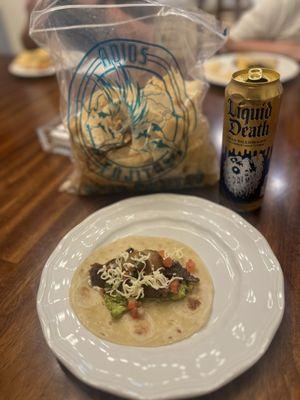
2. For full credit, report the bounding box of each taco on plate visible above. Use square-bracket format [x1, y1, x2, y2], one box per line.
[70, 236, 214, 347]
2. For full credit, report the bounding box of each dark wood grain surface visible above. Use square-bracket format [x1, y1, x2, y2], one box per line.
[0, 56, 299, 400]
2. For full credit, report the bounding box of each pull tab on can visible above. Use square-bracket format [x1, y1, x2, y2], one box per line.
[248, 68, 265, 82]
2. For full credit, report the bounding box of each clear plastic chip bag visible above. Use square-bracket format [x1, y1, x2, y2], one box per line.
[30, 1, 227, 194]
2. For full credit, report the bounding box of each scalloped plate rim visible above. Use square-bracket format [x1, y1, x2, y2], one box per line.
[37, 194, 284, 400]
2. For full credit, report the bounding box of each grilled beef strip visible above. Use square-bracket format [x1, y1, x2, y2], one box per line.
[162, 260, 199, 284]
[90, 263, 106, 288]
[143, 286, 170, 298]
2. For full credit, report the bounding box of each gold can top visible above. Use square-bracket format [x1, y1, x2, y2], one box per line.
[232, 68, 281, 85]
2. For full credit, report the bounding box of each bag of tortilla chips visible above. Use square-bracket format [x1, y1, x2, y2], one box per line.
[30, 1, 227, 194]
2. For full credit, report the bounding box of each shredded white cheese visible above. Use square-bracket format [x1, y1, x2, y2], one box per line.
[92, 286, 102, 292]
[95, 250, 182, 300]
[163, 248, 184, 260]
[97, 266, 105, 275]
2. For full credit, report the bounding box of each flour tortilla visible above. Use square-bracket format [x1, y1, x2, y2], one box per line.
[70, 236, 214, 347]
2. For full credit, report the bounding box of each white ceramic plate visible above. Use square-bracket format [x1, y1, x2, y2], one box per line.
[37, 194, 284, 400]
[204, 52, 299, 86]
[8, 62, 55, 78]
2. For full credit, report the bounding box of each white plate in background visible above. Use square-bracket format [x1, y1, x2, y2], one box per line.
[204, 52, 299, 86]
[37, 194, 284, 400]
[8, 62, 55, 78]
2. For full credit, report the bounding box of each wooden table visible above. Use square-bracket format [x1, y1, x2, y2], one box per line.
[0, 56, 299, 400]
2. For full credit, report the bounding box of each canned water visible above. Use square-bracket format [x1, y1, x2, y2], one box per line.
[220, 68, 283, 211]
